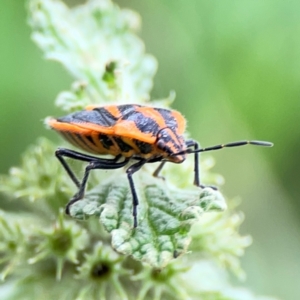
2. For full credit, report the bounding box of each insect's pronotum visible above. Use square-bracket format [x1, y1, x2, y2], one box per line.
[48, 104, 273, 227]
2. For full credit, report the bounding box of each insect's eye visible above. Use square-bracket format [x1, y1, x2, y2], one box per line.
[156, 140, 166, 151]
[156, 128, 169, 139]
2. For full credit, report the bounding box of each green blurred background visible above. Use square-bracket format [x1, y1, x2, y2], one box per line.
[1, 0, 299, 299]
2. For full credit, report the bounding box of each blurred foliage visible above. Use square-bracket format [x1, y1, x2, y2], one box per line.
[115, 0, 300, 202]
[0, 0, 299, 299]
[0, 1, 278, 299]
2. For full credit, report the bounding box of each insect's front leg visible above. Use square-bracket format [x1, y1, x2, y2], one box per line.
[185, 140, 217, 190]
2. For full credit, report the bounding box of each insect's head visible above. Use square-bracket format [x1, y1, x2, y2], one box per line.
[155, 128, 186, 163]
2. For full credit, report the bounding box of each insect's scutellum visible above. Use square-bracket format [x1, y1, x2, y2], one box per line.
[48, 104, 273, 228]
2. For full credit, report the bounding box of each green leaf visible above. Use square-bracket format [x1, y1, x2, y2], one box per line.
[69, 172, 226, 269]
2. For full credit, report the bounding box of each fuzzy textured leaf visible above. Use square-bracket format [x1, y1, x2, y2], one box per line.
[70, 172, 226, 268]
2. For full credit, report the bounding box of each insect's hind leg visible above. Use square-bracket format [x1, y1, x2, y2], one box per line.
[56, 148, 103, 188]
[185, 140, 217, 190]
[55, 148, 128, 214]
[56, 148, 122, 187]
[126, 159, 147, 228]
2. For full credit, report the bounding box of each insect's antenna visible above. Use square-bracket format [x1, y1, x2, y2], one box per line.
[176, 140, 273, 156]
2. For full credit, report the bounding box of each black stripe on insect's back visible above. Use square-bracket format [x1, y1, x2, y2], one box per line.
[123, 111, 161, 136]
[136, 114, 161, 135]
[118, 104, 141, 117]
[92, 107, 119, 126]
[117, 105, 161, 135]
[155, 108, 178, 131]
[57, 110, 115, 127]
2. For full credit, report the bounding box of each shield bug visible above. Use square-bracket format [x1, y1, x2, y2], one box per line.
[48, 104, 273, 227]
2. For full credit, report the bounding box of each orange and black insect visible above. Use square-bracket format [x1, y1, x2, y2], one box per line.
[48, 104, 273, 227]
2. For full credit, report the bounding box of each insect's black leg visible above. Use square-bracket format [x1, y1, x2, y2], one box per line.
[65, 157, 129, 214]
[185, 140, 200, 186]
[55, 148, 122, 188]
[126, 159, 147, 228]
[153, 161, 166, 180]
[185, 140, 217, 190]
[56, 148, 101, 188]
[55, 148, 129, 213]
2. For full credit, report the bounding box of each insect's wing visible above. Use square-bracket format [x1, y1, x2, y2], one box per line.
[56, 108, 120, 134]
[113, 106, 187, 144]
[49, 105, 186, 145]
[114, 108, 163, 144]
